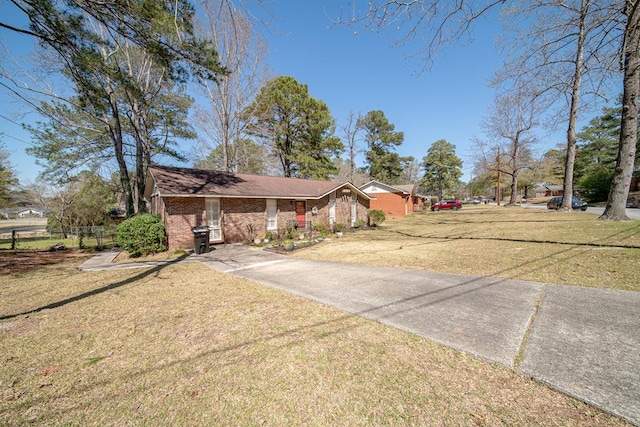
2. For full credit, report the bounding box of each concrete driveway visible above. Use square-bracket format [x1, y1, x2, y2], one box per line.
[193, 244, 640, 426]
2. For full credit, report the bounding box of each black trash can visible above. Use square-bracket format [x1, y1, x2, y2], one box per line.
[191, 226, 210, 254]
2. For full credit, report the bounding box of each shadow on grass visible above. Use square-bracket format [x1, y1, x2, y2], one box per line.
[11, 245, 587, 414]
[388, 220, 640, 249]
[8, 244, 637, 426]
[0, 254, 189, 321]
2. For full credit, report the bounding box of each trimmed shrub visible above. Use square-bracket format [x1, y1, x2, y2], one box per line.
[353, 219, 366, 228]
[311, 220, 332, 237]
[116, 214, 167, 257]
[334, 223, 348, 233]
[368, 210, 386, 227]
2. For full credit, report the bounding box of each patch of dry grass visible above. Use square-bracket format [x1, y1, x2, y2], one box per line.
[296, 206, 640, 291]
[0, 258, 628, 426]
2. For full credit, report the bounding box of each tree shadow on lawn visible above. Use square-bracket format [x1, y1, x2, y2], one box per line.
[351, 226, 639, 291]
[390, 221, 640, 249]
[0, 254, 189, 321]
[9, 243, 611, 412]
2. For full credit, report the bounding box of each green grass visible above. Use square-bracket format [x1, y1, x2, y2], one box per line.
[0, 259, 628, 426]
[294, 205, 640, 291]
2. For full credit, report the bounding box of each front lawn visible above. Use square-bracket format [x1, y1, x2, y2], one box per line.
[0, 256, 628, 426]
[294, 205, 640, 291]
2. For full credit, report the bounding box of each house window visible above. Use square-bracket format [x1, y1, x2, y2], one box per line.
[266, 199, 277, 231]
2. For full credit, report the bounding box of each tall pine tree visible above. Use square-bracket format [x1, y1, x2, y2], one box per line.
[359, 110, 405, 184]
[243, 76, 343, 180]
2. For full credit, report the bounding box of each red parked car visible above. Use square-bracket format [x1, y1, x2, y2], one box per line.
[431, 200, 462, 211]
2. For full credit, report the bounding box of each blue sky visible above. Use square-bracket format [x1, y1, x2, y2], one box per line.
[258, 1, 504, 169]
[0, 0, 584, 185]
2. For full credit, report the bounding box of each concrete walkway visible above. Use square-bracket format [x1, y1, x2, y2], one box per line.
[79, 250, 188, 271]
[81, 244, 640, 426]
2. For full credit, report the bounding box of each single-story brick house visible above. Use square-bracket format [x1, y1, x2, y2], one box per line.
[144, 165, 371, 249]
[359, 180, 425, 218]
[534, 184, 564, 198]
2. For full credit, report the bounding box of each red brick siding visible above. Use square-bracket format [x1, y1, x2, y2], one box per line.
[309, 192, 369, 226]
[309, 198, 329, 225]
[412, 196, 424, 212]
[369, 192, 409, 218]
[335, 193, 352, 225]
[155, 192, 370, 250]
[277, 199, 297, 229]
[164, 197, 206, 250]
[222, 198, 266, 243]
[356, 195, 370, 224]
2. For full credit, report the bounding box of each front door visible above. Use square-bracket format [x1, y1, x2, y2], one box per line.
[206, 198, 222, 242]
[295, 201, 306, 228]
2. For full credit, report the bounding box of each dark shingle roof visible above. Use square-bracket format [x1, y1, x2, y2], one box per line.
[147, 165, 368, 200]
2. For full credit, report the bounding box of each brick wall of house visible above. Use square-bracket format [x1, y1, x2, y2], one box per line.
[369, 192, 408, 218]
[222, 198, 266, 243]
[164, 197, 206, 250]
[309, 198, 329, 226]
[158, 192, 371, 250]
[356, 195, 370, 224]
[277, 200, 297, 229]
[335, 192, 352, 225]
[412, 196, 424, 213]
[309, 192, 370, 227]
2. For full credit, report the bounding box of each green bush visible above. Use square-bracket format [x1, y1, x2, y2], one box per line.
[368, 210, 386, 227]
[311, 220, 332, 237]
[116, 214, 167, 257]
[334, 223, 348, 233]
[353, 219, 366, 228]
[579, 169, 614, 202]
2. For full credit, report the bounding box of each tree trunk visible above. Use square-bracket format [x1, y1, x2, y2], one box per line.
[130, 97, 147, 214]
[509, 138, 519, 205]
[600, 1, 639, 221]
[561, 0, 587, 212]
[509, 172, 518, 205]
[106, 93, 134, 217]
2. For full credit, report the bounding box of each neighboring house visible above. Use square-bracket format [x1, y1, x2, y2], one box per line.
[359, 181, 424, 219]
[17, 207, 46, 218]
[145, 165, 371, 250]
[534, 184, 564, 198]
[1, 207, 46, 219]
[534, 184, 586, 198]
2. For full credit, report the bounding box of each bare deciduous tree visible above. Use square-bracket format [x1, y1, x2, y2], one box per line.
[339, 109, 364, 182]
[476, 85, 541, 204]
[334, 1, 506, 70]
[195, 0, 270, 172]
[601, 0, 640, 220]
[338, 0, 636, 219]
[495, 0, 620, 211]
